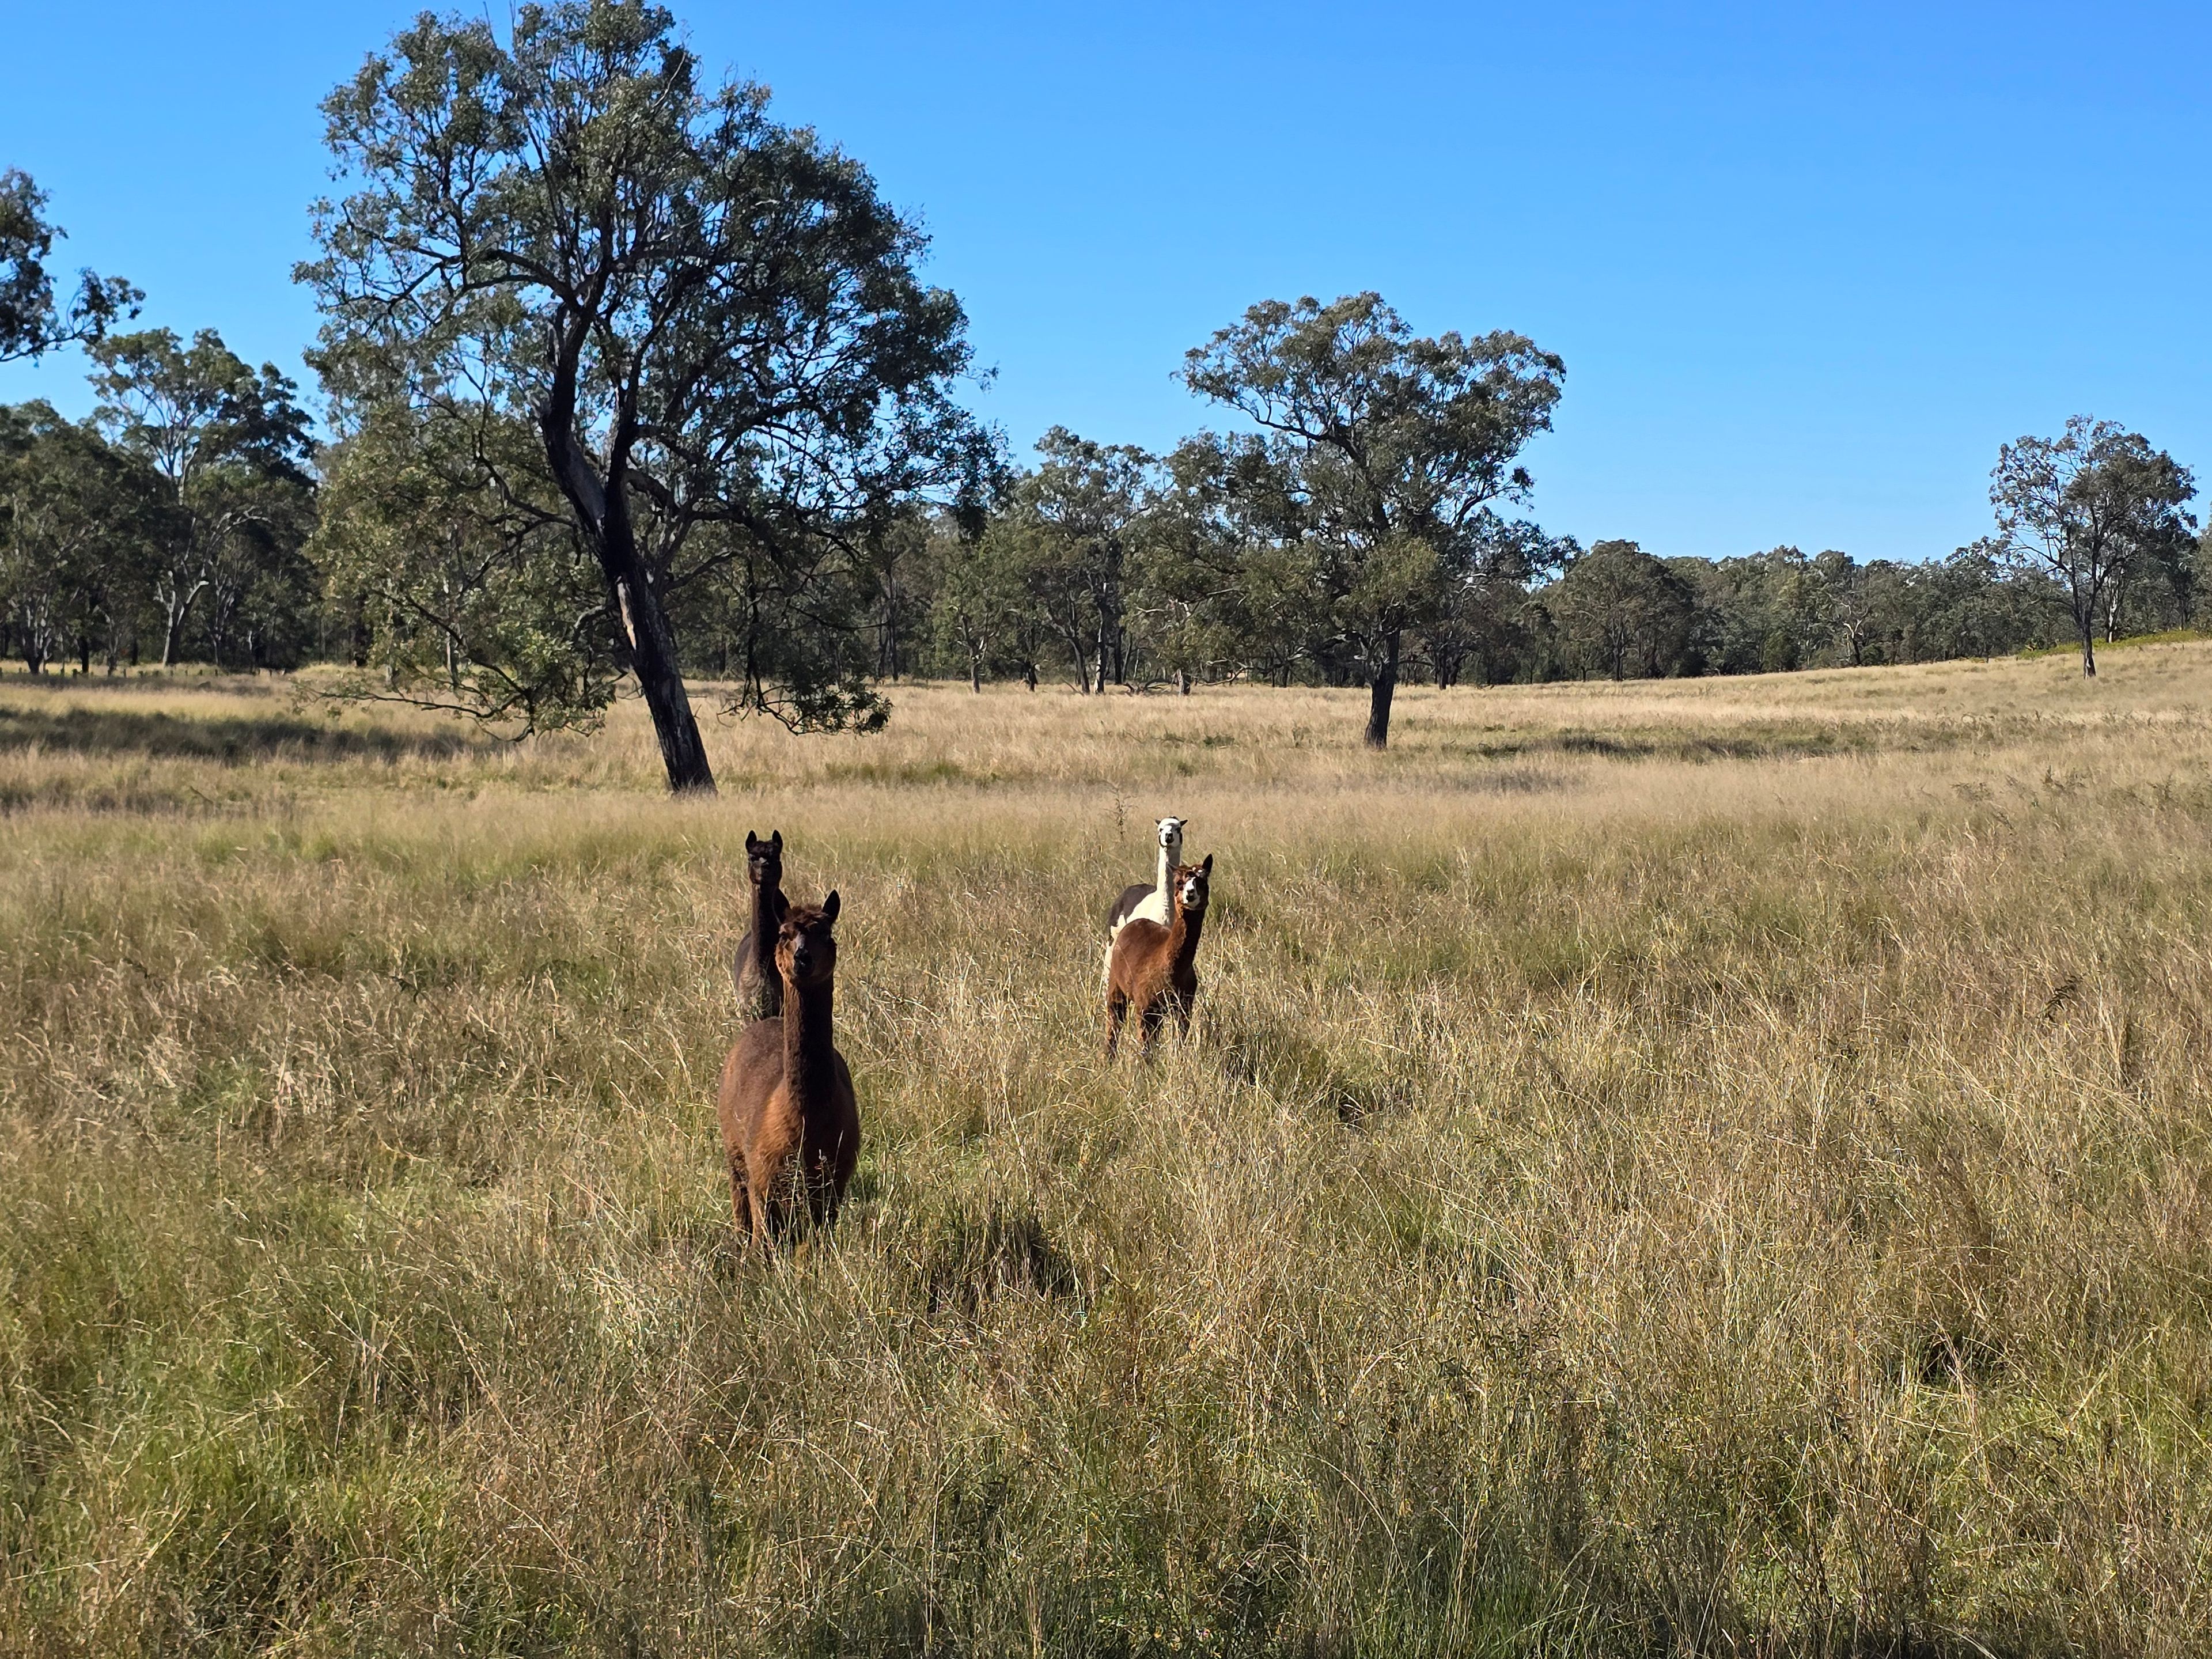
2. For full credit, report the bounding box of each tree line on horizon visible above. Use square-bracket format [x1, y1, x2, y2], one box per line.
[1, 2, 2201, 791]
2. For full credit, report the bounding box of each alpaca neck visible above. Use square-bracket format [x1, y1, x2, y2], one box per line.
[748, 875, 781, 968]
[1154, 843, 1179, 896]
[1166, 903, 1206, 969]
[781, 975, 836, 1105]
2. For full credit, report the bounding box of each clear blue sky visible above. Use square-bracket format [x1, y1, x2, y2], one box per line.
[2, 1, 2206, 562]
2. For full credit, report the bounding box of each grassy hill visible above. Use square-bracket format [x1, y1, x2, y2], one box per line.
[3, 652, 2209, 1654]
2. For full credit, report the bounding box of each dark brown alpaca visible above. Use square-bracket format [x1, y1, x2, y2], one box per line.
[716, 894, 859, 1244]
[730, 830, 788, 1021]
[1105, 855, 1212, 1058]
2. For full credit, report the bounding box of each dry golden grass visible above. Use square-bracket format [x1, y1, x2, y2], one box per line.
[2, 650, 2210, 1655]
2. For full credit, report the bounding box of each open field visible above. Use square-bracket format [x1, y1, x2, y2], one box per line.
[3, 651, 2211, 1656]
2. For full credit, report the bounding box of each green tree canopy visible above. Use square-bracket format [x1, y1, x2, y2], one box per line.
[1546, 539, 1695, 680]
[1180, 292, 1563, 745]
[929, 512, 1056, 693]
[300, 0, 995, 790]
[1990, 415, 2198, 677]
[0, 403, 165, 673]
[0, 170, 139, 364]
[315, 402, 609, 721]
[89, 328, 316, 667]
[987, 429, 1160, 694]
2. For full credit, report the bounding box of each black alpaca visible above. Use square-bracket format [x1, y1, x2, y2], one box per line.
[731, 830, 789, 1021]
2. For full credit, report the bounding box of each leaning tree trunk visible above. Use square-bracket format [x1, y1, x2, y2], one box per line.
[543, 416, 715, 794]
[608, 554, 714, 793]
[1363, 630, 1401, 749]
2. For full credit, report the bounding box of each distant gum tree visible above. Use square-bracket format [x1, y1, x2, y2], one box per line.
[300, 0, 994, 793]
[1180, 292, 1562, 747]
[0, 169, 139, 364]
[1422, 517, 1573, 688]
[89, 328, 316, 668]
[1546, 538, 1694, 680]
[0, 404, 140, 673]
[991, 429, 1159, 694]
[1990, 416, 2197, 677]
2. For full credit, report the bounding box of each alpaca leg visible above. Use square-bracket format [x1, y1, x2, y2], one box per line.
[831, 1126, 859, 1216]
[761, 1150, 812, 1248]
[1139, 1003, 1165, 1059]
[1105, 988, 1127, 1058]
[728, 1153, 751, 1233]
[747, 1187, 773, 1251]
[805, 1150, 842, 1231]
[745, 1148, 780, 1249]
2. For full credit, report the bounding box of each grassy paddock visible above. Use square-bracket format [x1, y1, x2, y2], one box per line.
[2, 653, 2210, 1655]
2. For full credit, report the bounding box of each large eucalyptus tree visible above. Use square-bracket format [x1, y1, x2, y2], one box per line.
[301, 0, 993, 791]
[1181, 293, 1563, 747]
[1989, 417, 2197, 677]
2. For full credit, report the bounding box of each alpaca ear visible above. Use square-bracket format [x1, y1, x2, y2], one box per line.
[745, 830, 759, 851]
[1201, 853, 1213, 873]
[823, 889, 840, 923]
[771, 830, 783, 852]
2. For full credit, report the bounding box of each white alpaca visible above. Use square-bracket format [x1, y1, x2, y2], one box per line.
[1102, 816, 1186, 981]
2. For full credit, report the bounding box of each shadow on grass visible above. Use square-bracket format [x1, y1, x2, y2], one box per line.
[910, 1195, 1091, 1318]
[1452, 721, 1976, 764]
[1214, 1013, 1395, 1123]
[0, 702, 498, 766]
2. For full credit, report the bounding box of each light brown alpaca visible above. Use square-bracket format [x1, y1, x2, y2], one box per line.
[1105, 855, 1211, 1058]
[715, 895, 859, 1244]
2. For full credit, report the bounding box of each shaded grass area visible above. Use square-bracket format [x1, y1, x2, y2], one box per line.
[2016, 627, 2207, 660]
[0, 677, 518, 817]
[1455, 721, 1939, 763]
[5, 662, 2212, 1654]
[0, 699, 495, 766]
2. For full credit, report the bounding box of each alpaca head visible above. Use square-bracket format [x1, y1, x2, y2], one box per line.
[775, 891, 840, 990]
[1172, 855, 1212, 918]
[1156, 816, 1187, 858]
[744, 829, 784, 889]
